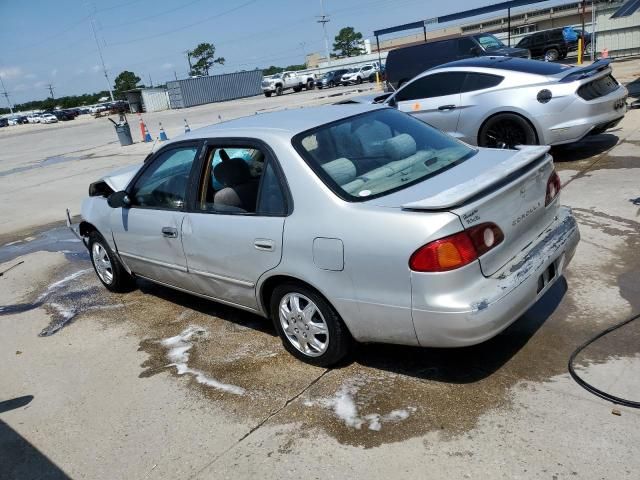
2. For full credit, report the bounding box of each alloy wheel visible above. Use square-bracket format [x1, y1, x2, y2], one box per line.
[484, 120, 527, 149]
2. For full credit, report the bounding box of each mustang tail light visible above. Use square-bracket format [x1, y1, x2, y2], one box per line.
[545, 170, 561, 206]
[409, 223, 504, 272]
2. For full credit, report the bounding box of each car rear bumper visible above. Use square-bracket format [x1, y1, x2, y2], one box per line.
[541, 86, 628, 145]
[410, 205, 579, 347]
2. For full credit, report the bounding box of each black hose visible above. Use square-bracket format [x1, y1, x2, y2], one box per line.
[568, 311, 640, 408]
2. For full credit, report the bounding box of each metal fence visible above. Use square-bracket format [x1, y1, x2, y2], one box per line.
[166, 70, 263, 109]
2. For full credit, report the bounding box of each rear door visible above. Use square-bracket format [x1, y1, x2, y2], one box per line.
[181, 140, 289, 310]
[110, 141, 202, 287]
[393, 71, 466, 137]
[456, 72, 505, 143]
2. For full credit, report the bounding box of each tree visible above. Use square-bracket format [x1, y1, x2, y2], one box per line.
[114, 71, 141, 96]
[189, 42, 225, 76]
[332, 27, 365, 58]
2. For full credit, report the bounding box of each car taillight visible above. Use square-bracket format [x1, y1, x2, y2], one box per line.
[409, 223, 504, 272]
[545, 170, 561, 206]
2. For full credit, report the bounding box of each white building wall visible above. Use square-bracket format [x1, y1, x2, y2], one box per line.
[141, 89, 170, 112]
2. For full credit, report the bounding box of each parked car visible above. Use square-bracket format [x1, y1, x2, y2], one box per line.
[70, 104, 579, 366]
[515, 27, 591, 61]
[27, 113, 42, 123]
[385, 33, 530, 89]
[261, 71, 315, 97]
[341, 64, 377, 85]
[40, 113, 59, 124]
[348, 57, 627, 148]
[0, 118, 8, 128]
[16, 115, 29, 124]
[7, 117, 18, 126]
[315, 69, 349, 89]
[51, 110, 75, 121]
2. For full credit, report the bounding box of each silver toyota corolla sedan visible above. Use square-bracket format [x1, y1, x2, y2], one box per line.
[69, 104, 579, 366]
[350, 57, 627, 149]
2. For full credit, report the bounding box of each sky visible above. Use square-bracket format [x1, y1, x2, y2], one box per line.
[0, 0, 569, 104]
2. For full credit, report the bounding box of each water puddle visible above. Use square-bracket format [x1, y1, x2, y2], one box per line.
[0, 225, 88, 264]
[0, 154, 83, 177]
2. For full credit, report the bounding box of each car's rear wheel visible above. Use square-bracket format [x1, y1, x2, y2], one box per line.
[89, 231, 135, 293]
[292, 86, 302, 93]
[264, 92, 272, 97]
[478, 113, 537, 149]
[306, 80, 314, 90]
[544, 48, 559, 62]
[271, 283, 351, 367]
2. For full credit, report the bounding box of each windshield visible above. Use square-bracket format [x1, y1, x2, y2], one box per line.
[475, 34, 505, 50]
[293, 108, 476, 201]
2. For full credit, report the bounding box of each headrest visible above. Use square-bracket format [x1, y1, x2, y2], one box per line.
[321, 158, 357, 186]
[213, 158, 251, 187]
[384, 134, 417, 161]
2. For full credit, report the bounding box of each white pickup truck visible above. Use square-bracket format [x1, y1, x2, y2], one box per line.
[261, 71, 316, 97]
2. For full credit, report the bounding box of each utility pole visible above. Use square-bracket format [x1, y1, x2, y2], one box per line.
[174, 70, 178, 81]
[0, 75, 13, 115]
[148, 74, 153, 88]
[90, 16, 115, 101]
[300, 42, 307, 66]
[47, 84, 55, 101]
[317, 0, 331, 66]
[185, 50, 193, 76]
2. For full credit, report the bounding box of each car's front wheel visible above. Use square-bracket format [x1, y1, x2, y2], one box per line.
[264, 92, 272, 97]
[89, 231, 135, 293]
[271, 283, 351, 367]
[275, 85, 283, 96]
[478, 113, 537, 149]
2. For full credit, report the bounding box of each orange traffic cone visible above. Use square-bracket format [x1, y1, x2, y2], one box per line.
[138, 115, 145, 142]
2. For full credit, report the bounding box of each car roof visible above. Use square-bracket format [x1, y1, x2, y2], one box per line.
[181, 104, 383, 139]
[433, 56, 574, 76]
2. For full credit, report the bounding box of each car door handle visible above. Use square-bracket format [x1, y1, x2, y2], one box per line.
[161, 227, 178, 238]
[254, 239, 275, 251]
[438, 104, 457, 111]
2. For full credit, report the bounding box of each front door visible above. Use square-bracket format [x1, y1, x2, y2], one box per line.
[111, 142, 201, 288]
[182, 143, 289, 310]
[393, 71, 466, 137]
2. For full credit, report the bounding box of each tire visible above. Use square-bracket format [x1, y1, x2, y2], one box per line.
[478, 113, 538, 149]
[544, 48, 559, 62]
[306, 80, 314, 90]
[356, 76, 363, 85]
[270, 283, 352, 367]
[88, 231, 135, 293]
[329, 81, 335, 88]
[264, 92, 272, 98]
[292, 86, 302, 93]
[275, 85, 283, 96]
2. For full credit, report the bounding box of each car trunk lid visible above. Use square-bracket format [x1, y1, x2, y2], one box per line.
[398, 146, 557, 276]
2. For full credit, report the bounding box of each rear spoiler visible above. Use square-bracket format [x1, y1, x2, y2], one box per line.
[402, 146, 550, 211]
[559, 59, 611, 83]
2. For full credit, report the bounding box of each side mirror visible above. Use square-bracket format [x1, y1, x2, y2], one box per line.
[108, 191, 131, 208]
[386, 95, 397, 108]
[470, 46, 482, 56]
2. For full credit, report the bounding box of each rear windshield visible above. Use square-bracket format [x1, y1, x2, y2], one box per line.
[292, 108, 476, 201]
[486, 57, 574, 75]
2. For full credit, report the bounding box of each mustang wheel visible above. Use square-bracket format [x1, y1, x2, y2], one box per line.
[271, 283, 351, 367]
[89, 231, 135, 293]
[478, 113, 537, 149]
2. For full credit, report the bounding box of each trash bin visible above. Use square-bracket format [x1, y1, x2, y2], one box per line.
[115, 122, 133, 146]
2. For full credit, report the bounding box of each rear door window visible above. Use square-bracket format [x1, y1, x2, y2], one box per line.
[395, 72, 466, 102]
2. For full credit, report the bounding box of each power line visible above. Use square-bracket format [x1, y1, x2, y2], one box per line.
[106, 0, 259, 48]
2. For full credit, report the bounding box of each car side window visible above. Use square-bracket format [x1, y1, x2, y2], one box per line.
[196, 144, 288, 215]
[518, 37, 531, 48]
[394, 72, 466, 102]
[461, 73, 504, 93]
[130, 146, 198, 210]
